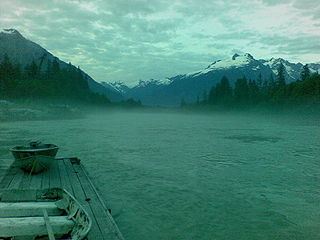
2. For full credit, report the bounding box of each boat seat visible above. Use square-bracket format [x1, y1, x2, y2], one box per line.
[0, 216, 74, 237]
[0, 202, 64, 217]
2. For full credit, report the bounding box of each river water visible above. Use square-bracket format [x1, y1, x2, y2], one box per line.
[0, 110, 319, 240]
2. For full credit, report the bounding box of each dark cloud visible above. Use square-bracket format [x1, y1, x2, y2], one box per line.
[0, 0, 319, 84]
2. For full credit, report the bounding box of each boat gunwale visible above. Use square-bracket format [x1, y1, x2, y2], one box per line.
[10, 145, 59, 153]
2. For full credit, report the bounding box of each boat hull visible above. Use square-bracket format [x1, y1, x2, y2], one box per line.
[13, 155, 56, 173]
[10, 144, 59, 174]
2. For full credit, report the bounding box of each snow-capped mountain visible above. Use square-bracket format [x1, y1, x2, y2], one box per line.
[308, 63, 320, 74]
[0, 29, 18, 35]
[112, 53, 319, 106]
[0, 28, 123, 102]
[133, 78, 172, 88]
[185, 53, 261, 78]
[260, 58, 302, 81]
[120, 53, 274, 106]
[260, 58, 320, 82]
[102, 81, 131, 94]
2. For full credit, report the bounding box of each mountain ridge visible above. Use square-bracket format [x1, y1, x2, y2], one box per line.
[0, 29, 123, 102]
[108, 53, 319, 106]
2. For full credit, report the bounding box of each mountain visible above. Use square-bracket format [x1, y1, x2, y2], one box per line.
[260, 58, 319, 81]
[0, 29, 123, 102]
[119, 53, 274, 106]
[101, 81, 131, 95]
[110, 53, 320, 107]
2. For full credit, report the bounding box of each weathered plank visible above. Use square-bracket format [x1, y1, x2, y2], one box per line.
[18, 171, 33, 189]
[41, 164, 51, 189]
[0, 202, 62, 217]
[73, 163, 124, 240]
[29, 169, 44, 189]
[8, 168, 24, 189]
[63, 159, 104, 240]
[57, 159, 72, 194]
[0, 166, 17, 189]
[0, 158, 125, 240]
[72, 163, 112, 238]
[49, 161, 61, 188]
[0, 216, 73, 237]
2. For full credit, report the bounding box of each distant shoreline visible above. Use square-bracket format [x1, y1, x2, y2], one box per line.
[0, 100, 83, 122]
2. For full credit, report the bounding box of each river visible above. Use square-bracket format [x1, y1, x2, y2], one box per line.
[0, 110, 319, 240]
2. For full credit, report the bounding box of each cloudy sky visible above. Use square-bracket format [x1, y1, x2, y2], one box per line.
[0, 0, 319, 85]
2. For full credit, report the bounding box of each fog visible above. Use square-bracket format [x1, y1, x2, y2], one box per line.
[0, 110, 319, 240]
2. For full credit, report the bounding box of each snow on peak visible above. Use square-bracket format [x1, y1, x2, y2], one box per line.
[135, 78, 172, 88]
[263, 58, 292, 74]
[185, 53, 255, 77]
[104, 81, 129, 93]
[244, 53, 254, 59]
[185, 53, 256, 78]
[0, 28, 19, 34]
[210, 53, 255, 69]
[110, 81, 125, 88]
[158, 77, 172, 85]
[232, 53, 240, 60]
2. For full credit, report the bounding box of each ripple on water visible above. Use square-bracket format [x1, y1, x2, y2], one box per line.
[225, 134, 282, 143]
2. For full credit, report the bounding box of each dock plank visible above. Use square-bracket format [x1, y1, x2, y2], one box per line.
[57, 160, 72, 194]
[0, 158, 124, 240]
[49, 161, 61, 188]
[63, 159, 105, 240]
[18, 171, 32, 189]
[72, 163, 115, 239]
[41, 164, 51, 189]
[29, 170, 43, 189]
[73, 164, 124, 240]
[0, 166, 17, 189]
[8, 168, 24, 189]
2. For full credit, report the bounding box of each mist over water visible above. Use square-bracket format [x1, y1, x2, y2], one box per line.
[0, 111, 319, 240]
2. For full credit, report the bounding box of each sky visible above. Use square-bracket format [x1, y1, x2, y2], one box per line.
[0, 0, 319, 86]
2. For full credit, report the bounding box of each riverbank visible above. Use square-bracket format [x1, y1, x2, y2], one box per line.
[0, 100, 83, 121]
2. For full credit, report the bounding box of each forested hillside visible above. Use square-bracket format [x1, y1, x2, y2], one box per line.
[187, 63, 320, 109]
[0, 54, 110, 104]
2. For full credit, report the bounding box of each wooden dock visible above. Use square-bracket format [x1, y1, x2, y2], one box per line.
[0, 157, 125, 240]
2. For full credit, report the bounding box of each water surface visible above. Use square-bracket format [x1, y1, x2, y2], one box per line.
[0, 111, 319, 240]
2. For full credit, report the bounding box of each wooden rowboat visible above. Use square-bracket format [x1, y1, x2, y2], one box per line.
[10, 142, 59, 174]
[0, 188, 92, 240]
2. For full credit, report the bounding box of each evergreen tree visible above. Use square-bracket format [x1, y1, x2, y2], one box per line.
[300, 64, 310, 81]
[208, 76, 232, 106]
[277, 63, 286, 87]
[202, 90, 208, 103]
[0, 54, 112, 105]
[180, 97, 186, 107]
[0, 54, 16, 96]
[234, 77, 249, 104]
[257, 73, 263, 89]
[25, 60, 38, 78]
[272, 63, 287, 102]
[208, 85, 217, 104]
[248, 79, 260, 104]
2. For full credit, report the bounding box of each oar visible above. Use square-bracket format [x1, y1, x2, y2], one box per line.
[43, 209, 56, 240]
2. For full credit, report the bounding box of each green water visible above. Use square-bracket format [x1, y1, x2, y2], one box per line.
[0, 111, 319, 240]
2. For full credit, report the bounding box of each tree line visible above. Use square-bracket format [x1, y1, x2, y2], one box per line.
[187, 63, 320, 109]
[0, 54, 110, 104]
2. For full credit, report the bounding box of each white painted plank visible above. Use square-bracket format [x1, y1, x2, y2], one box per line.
[0, 202, 63, 217]
[0, 216, 74, 237]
